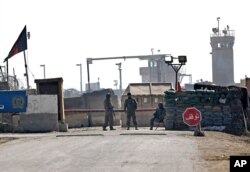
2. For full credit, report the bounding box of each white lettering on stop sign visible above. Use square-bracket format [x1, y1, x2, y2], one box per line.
[183, 107, 202, 126]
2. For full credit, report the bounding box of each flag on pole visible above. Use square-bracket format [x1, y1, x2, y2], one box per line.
[4, 26, 27, 62]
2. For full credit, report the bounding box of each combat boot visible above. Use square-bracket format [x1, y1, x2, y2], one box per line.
[150, 126, 153, 130]
[110, 127, 116, 130]
[135, 126, 138, 130]
[127, 127, 130, 130]
[103, 126, 107, 131]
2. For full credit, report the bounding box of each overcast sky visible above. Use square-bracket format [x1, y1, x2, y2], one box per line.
[1, 0, 250, 91]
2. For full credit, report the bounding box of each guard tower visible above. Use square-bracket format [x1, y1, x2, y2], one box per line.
[210, 17, 235, 86]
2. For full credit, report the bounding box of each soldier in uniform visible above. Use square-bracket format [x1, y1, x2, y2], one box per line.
[103, 93, 115, 131]
[150, 103, 166, 130]
[124, 92, 138, 130]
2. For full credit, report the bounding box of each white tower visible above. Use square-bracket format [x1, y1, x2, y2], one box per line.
[210, 18, 235, 86]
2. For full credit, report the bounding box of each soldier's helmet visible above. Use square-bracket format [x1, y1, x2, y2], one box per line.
[106, 93, 111, 98]
[127, 92, 131, 96]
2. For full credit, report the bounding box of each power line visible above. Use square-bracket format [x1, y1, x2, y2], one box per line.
[28, 66, 36, 80]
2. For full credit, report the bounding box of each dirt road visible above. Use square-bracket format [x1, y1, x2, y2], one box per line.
[0, 128, 250, 172]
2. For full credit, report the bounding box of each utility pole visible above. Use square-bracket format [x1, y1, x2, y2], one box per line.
[76, 63, 83, 92]
[115, 62, 122, 94]
[40, 64, 46, 79]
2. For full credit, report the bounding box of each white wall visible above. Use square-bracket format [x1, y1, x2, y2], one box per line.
[16, 95, 59, 132]
[27, 95, 58, 114]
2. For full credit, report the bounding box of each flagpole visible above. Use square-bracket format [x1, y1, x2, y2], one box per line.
[23, 51, 29, 89]
[6, 60, 9, 86]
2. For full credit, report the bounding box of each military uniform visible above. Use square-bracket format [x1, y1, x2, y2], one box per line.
[103, 94, 115, 130]
[150, 106, 166, 130]
[124, 93, 138, 130]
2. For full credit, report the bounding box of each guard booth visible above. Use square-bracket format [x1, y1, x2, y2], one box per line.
[35, 77, 68, 131]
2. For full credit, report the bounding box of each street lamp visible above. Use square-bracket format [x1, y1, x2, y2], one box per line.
[40, 64, 46, 79]
[76, 63, 83, 93]
[115, 62, 122, 94]
[165, 55, 187, 90]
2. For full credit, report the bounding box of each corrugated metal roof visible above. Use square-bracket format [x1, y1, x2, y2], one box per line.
[123, 83, 172, 96]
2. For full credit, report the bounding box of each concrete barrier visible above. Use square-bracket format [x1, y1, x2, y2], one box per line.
[19, 113, 58, 132]
[65, 109, 155, 128]
[121, 111, 155, 127]
[19, 95, 59, 132]
[65, 111, 88, 128]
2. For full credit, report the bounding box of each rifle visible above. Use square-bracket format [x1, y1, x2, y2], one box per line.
[112, 109, 116, 121]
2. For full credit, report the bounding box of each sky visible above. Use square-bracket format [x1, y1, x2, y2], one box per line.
[1, 0, 250, 91]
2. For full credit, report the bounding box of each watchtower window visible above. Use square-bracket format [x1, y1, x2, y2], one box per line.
[154, 61, 157, 67]
[217, 43, 230, 48]
[218, 43, 222, 48]
[150, 61, 154, 67]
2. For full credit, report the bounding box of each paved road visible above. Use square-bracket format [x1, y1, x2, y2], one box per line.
[0, 128, 202, 172]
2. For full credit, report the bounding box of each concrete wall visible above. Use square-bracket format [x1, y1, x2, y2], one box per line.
[121, 111, 154, 127]
[64, 93, 119, 127]
[65, 111, 121, 128]
[27, 95, 57, 113]
[14, 95, 58, 132]
[65, 111, 88, 128]
[89, 112, 121, 126]
[64, 97, 84, 109]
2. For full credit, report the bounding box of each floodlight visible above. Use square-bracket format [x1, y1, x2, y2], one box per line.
[178, 56, 187, 64]
[164, 55, 173, 64]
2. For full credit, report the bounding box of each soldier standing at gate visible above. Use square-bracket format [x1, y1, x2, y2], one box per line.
[124, 92, 138, 130]
[103, 93, 115, 131]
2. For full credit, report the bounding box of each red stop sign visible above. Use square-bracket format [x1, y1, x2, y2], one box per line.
[183, 107, 202, 126]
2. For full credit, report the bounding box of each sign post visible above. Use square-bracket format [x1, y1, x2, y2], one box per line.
[183, 107, 204, 136]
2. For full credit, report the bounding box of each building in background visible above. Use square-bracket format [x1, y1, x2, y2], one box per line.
[139, 58, 176, 84]
[85, 82, 100, 92]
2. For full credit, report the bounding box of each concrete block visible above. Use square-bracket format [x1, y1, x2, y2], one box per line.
[121, 111, 154, 127]
[0, 123, 12, 132]
[65, 111, 88, 128]
[12, 115, 23, 132]
[88, 112, 121, 127]
[20, 113, 58, 132]
[27, 95, 58, 114]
